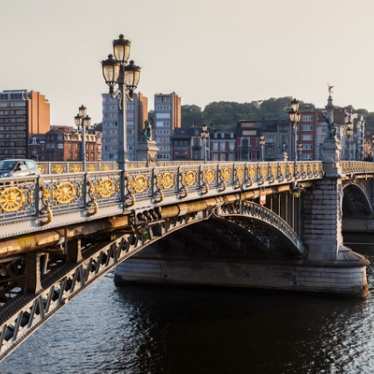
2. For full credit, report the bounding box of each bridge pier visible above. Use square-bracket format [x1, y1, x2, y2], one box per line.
[114, 254, 368, 298]
[114, 211, 369, 298]
[300, 148, 369, 297]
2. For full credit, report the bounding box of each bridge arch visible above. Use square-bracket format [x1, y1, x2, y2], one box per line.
[217, 201, 305, 256]
[342, 183, 373, 217]
[0, 199, 304, 360]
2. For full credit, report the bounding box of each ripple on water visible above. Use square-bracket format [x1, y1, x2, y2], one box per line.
[2, 253, 374, 373]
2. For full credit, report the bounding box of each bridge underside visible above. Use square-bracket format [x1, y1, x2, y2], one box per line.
[0, 183, 369, 361]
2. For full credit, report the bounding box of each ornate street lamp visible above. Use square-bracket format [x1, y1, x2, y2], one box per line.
[101, 34, 141, 170]
[288, 98, 301, 161]
[74, 105, 91, 172]
[200, 125, 209, 163]
[259, 135, 265, 161]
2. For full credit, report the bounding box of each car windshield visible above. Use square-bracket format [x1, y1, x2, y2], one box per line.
[0, 160, 17, 171]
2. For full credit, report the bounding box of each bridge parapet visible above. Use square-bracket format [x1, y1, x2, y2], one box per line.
[0, 161, 323, 240]
[340, 161, 374, 175]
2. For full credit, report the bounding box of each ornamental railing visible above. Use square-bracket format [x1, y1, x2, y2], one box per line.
[36, 161, 118, 174]
[340, 161, 374, 175]
[36, 160, 232, 174]
[0, 161, 324, 240]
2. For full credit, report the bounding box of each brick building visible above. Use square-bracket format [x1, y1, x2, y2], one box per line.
[35, 126, 102, 161]
[0, 90, 50, 159]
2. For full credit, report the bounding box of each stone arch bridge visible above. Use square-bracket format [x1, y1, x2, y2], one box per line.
[0, 159, 373, 360]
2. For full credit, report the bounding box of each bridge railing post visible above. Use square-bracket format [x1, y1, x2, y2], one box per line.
[35, 175, 40, 218]
[83, 172, 88, 209]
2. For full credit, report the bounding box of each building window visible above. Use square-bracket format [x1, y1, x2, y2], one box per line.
[302, 134, 313, 141]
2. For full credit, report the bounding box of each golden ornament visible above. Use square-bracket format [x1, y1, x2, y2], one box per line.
[53, 182, 77, 204]
[70, 164, 82, 173]
[158, 172, 175, 190]
[95, 178, 116, 198]
[221, 167, 231, 182]
[52, 164, 64, 174]
[183, 170, 197, 187]
[0, 187, 26, 212]
[131, 175, 149, 193]
[204, 169, 215, 184]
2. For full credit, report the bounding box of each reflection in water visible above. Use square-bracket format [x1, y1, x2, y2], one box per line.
[2, 240, 374, 373]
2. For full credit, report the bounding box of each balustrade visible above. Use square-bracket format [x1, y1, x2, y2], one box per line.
[0, 161, 324, 238]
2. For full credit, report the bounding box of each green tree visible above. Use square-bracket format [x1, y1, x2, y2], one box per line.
[181, 105, 203, 128]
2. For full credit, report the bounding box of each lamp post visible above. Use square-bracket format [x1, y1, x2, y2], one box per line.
[346, 123, 354, 160]
[288, 98, 301, 161]
[200, 125, 209, 163]
[101, 34, 141, 171]
[74, 105, 91, 172]
[259, 135, 265, 161]
[371, 135, 374, 161]
[345, 110, 354, 160]
[297, 143, 303, 161]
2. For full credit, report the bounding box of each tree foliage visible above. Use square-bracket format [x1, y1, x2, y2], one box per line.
[182, 97, 315, 130]
[181, 105, 203, 128]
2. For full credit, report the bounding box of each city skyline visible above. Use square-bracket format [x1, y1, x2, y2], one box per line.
[1, 0, 373, 125]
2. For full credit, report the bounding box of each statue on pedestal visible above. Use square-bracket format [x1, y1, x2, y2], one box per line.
[143, 119, 153, 142]
[137, 119, 158, 165]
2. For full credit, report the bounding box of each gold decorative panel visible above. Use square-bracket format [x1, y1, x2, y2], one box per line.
[95, 178, 117, 198]
[204, 169, 216, 185]
[70, 164, 82, 173]
[53, 182, 78, 204]
[0, 187, 26, 212]
[158, 172, 175, 190]
[100, 164, 111, 171]
[271, 165, 277, 178]
[221, 167, 231, 182]
[248, 165, 256, 179]
[236, 167, 244, 182]
[52, 164, 64, 174]
[37, 165, 47, 174]
[183, 170, 197, 187]
[131, 175, 149, 193]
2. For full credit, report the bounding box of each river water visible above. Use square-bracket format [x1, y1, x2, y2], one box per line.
[2, 240, 374, 374]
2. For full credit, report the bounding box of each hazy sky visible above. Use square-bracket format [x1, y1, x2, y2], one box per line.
[0, 0, 373, 125]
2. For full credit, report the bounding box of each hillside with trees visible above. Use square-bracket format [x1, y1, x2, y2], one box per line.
[181, 97, 316, 130]
[181, 97, 374, 137]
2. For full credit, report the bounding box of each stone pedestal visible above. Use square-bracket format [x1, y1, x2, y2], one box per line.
[301, 133, 368, 296]
[136, 140, 159, 166]
[114, 257, 368, 298]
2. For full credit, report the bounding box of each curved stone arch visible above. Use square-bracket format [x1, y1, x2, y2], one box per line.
[217, 201, 305, 255]
[342, 182, 373, 217]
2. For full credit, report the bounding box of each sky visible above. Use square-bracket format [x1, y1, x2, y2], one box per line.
[0, 0, 373, 125]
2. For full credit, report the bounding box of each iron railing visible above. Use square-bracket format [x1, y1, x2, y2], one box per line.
[0, 161, 324, 240]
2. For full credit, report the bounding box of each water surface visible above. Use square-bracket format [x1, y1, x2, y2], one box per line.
[1, 241, 374, 374]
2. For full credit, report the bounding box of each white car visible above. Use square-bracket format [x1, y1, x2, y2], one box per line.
[0, 159, 38, 178]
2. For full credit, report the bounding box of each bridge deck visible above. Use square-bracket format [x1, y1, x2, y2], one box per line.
[0, 161, 325, 240]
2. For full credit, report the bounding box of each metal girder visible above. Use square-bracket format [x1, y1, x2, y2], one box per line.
[0, 209, 209, 361]
[217, 201, 305, 254]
